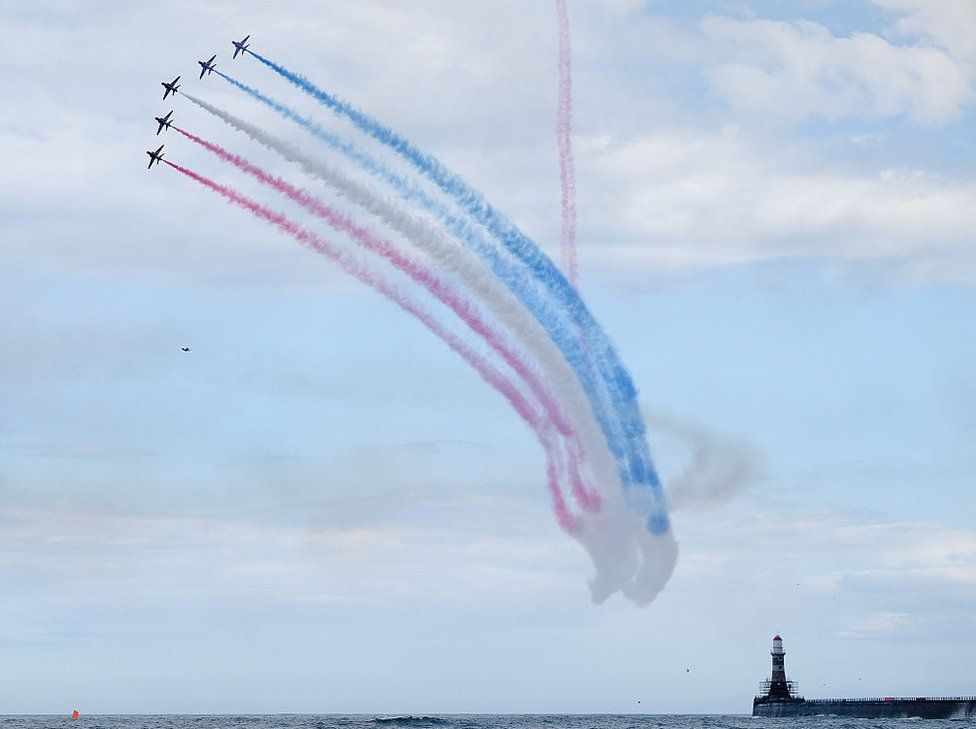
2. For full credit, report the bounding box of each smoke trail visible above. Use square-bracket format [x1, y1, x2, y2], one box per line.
[163, 159, 579, 531]
[179, 96, 617, 507]
[209, 73, 635, 510]
[172, 125, 600, 512]
[645, 410, 765, 510]
[579, 501, 678, 606]
[209, 68, 677, 600]
[226, 59, 667, 534]
[556, 0, 578, 286]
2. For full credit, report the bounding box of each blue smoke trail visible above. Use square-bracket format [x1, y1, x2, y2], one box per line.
[217, 65, 668, 534]
[213, 71, 629, 499]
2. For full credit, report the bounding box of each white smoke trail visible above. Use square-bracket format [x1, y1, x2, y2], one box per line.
[182, 96, 614, 495]
[183, 94, 674, 604]
[645, 408, 764, 510]
[576, 486, 679, 605]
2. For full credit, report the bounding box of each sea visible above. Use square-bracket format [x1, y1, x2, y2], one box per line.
[1, 717, 971, 729]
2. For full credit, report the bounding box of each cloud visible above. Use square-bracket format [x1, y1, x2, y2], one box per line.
[668, 498, 976, 647]
[874, 0, 976, 68]
[579, 127, 976, 283]
[836, 610, 922, 639]
[6, 466, 974, 638]
[701, 14, 975, 125]
[0, 484, 585, 615]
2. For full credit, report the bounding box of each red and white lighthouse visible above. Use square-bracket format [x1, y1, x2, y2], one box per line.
[771, 634, 787, 683]
[761, 633, 797, 701]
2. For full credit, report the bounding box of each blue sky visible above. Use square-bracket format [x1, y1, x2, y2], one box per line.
[1, 0, 975, 714]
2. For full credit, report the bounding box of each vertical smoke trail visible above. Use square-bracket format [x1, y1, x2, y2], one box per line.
[208, 73, 635, 508]
[179, 96, 617, 507]
[222, 60, 668, 533]
[172, 126, 600, 512]
[163, 159, 579, 532]
[556, 0, 578, 286]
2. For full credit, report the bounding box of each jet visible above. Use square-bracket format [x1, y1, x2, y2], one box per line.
[154, 110, 174, 135]
[181, 346, 191, 352]
[232, 34, 250, 59]
[198, 53, 217, 79]
[161, 75, 181, 100]
[146, 144, 165, 170]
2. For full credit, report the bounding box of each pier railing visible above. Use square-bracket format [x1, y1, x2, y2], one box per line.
[806, 696, 976, 703]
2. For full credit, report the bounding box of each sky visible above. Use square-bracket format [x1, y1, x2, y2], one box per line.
[1, 0, 975, 715]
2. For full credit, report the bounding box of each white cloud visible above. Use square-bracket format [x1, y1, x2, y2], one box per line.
[5, 481, 975, 638]
[874, 0, 976, 67]
[0, 487, 584, 613]
[701, 14, 975, 124]
[669, 498, 976, 646]
[578, 127, 976, 283]
[837, 610, 921, 639]
[3, 473, 975, 708]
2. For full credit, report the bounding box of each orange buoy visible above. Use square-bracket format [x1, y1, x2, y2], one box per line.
[71, 710, 79, 720]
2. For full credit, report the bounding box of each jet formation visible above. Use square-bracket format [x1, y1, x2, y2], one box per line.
[148, 35, 250, 170]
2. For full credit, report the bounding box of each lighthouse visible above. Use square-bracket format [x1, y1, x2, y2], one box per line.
[753, 634, 976, 718]
[764, 634, 797, 700]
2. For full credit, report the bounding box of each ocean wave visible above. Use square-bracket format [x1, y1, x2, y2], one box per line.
[372, 718, 448, 727]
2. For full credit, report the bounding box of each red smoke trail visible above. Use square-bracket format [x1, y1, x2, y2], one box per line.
[555, 2, 594, 511]
[557, 0, 578, 286]
[163, 159, 579, 530]
[172, 126, 601, 513]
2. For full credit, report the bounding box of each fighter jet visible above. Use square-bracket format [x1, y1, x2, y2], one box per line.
[197, 54, 217, 79]
[232, 34, 250, 59]
[146, 144, 165, 170]
[155, 110, 174, 135]
[181, 346, 191, 352]
[161, 75, 181, 100]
